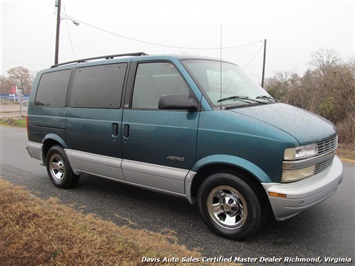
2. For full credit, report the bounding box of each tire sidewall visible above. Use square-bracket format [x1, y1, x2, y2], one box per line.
[197, 173, 262, 240]
[46, 146, 73, 188]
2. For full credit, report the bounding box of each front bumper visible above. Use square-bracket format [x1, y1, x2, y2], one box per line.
[262, 155, 343, 221]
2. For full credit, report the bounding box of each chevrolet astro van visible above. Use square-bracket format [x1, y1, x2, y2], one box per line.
[27, 52, 343, 240]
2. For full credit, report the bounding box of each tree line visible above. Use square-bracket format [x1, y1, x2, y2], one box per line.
[265, 48, 354, 144]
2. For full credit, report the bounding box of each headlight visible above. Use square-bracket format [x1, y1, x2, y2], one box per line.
[284, 144, 318, 160]
[282, 165, 316, 182]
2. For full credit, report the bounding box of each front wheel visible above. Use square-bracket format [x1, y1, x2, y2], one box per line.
[197, 172, 264, 240]
[46, 146, 79, 188]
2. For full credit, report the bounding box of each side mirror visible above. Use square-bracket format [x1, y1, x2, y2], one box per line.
[158, 94, 198, 111]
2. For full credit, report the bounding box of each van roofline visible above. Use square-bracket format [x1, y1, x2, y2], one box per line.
[50, 52, 237, 69]
[50, 52, 148, 68]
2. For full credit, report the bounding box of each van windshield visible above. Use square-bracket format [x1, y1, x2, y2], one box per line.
[182, 59, 273, 108]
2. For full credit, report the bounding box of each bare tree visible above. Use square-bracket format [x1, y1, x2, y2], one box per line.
[7, 66, 33, 94]
[0, 75, 14, 94]
[265, 48, 355, 144]
[265, 71, 300, 103]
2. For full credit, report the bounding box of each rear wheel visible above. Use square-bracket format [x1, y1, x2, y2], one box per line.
[46, 146, 79, 188]
[197, 172, 264, 240]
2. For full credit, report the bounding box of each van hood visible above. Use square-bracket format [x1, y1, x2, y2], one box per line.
[232, 103, 336, 144]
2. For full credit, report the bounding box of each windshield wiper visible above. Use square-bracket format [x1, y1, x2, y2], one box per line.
[217, 95, 266, 104]
[256, 95, 279, 102]
[218, 95, 250, 103]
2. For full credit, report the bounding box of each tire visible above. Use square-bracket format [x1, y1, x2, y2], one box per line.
[46, 145, 80, 188]
[197, 172, 263, 240]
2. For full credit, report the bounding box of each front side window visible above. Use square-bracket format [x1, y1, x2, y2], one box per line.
[182, 59, 273, 108]
[132, 62, 189, 109]
[69, 63, 127, 108]
[35, 70, 71, 107]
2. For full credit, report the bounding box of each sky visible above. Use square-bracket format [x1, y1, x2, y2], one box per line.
[1, 0, 354, 84]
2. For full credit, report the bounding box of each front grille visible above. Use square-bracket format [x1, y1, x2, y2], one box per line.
[315, 157, 334, 175]
[317, 136, 337, 156]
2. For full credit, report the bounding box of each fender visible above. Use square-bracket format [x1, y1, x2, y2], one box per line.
[41, 134, 68, 164]
[192, 154, 272, 182]
[42, 133, 68, 148]
[184, 154, 272, 204]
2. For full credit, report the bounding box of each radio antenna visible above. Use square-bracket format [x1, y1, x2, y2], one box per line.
[219, 24, 223, 110]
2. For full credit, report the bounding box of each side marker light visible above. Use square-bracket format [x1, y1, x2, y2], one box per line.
[269, 192, 287, 198]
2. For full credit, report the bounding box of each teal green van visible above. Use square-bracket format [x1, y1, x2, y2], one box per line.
[27, 53, 343, 240]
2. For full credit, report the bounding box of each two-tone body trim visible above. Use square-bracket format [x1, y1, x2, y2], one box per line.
[65, 149, 124, 180]
[64, 149, 192, 198]
[122, 159, 190, 196]
[26, 141, 43, 161]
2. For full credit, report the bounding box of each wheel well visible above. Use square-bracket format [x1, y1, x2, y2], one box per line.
[42, 140, 61, 163]
[191, 164, 269, 208]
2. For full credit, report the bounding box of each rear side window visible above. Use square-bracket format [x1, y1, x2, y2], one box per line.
[69, 63, 127, 108]
[35, 70, 71, 107]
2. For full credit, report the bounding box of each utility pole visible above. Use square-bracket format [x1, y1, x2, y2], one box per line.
[261, 39, 267, 88]
[54, 0, 61, 65]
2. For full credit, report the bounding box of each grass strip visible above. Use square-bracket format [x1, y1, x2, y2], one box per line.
[0, 179, 221, 266]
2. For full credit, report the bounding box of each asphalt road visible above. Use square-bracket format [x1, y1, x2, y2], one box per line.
[1, 126, 354, 265]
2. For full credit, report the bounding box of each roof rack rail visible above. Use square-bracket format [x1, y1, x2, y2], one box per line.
[51, 52, 148, 68]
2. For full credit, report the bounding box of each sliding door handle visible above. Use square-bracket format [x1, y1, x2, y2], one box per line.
[112, 123, 119, 138]
[124, 124, 130, 139]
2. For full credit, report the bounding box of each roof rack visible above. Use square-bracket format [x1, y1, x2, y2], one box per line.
[51, 52, 148, 68]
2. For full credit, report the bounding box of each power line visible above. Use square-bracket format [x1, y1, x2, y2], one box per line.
[3, 15, 53, 40]
[243, 43, 264, 69]
[65, 15, 263, 50]
[62, 4, 76, 58]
